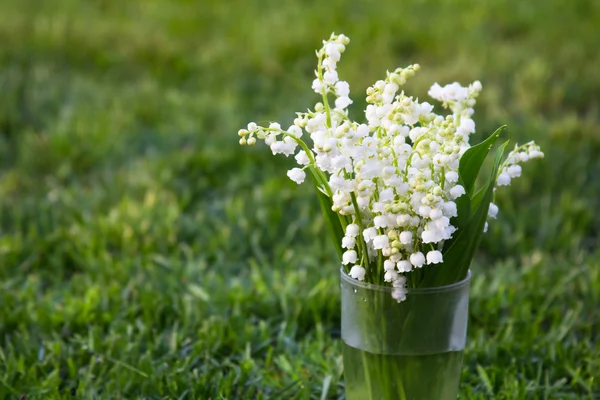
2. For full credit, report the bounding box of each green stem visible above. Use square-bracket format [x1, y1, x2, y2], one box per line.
[377, 250, 384, 285]
[264, 128, 334, 194]
[316, 53, 333, 128]
[441, 166, 445, 190]
[350, 192, 373, 282]
[361, 351, 375, 400]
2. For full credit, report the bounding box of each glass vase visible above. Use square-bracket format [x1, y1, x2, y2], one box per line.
[341, 268, 471, 400]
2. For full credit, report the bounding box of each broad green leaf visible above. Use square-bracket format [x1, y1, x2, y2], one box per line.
[471, 186, 486, 213]
[452, 187, 471, 234]
[444, 140, 508, 284]
[458, 125, 506, 196]
[472, 140, 509, 211]
[450, 126, 505, 239]
[309, 169, 344, 260]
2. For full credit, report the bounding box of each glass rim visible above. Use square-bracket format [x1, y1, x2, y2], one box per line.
[340, 267, 471, 293]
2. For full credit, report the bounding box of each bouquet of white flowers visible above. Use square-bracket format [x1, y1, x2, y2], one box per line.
[238, 33, 543, 298]
[238, 33, 543, 399]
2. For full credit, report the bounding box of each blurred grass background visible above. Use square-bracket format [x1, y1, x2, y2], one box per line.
[0, 0, 599, 398]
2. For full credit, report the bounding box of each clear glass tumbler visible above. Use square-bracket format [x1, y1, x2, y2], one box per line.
[341, 268, 471, 400]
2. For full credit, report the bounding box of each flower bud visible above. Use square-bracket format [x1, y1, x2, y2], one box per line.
[337, 34, 350, 45]
[341, 205, 355, 215]
[294, 117, 307, 128]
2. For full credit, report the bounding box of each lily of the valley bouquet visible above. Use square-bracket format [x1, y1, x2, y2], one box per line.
[238, 33, 543, 297]
[238, 33, 543, 399]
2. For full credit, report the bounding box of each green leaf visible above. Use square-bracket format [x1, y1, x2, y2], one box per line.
[309, 169, 344, 261]
[420, 140, 509, 287]
[452, 188, 471, 235]
[450, 126, 506, 241]
[458, 125, 506, 196]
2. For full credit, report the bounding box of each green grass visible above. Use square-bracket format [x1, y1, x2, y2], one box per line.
[0, 0, 599, 398]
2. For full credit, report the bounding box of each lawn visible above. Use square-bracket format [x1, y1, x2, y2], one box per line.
[0, 0, 599, 398]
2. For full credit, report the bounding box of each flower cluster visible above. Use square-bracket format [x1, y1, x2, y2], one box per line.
[497, 142, 544, 187]
[237, 33, 543, 300]
[477, 142, 544, 232]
